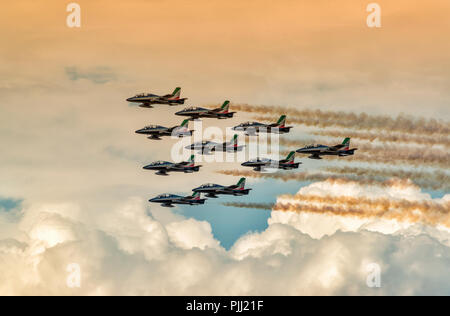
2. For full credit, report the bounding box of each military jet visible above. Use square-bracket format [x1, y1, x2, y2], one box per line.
[175, 100, 235, 120]
[232, 115, 292, 135]
[126, 87, 187, 107]
[185, 134, 244, 154]
[296, 137, 357, 159]
[241, 151, 301, 171]
[192, 178, 251, 198]
[143, 155, 201, 176]
[135, 119, 193, 140]
[149, 192, 206, 207]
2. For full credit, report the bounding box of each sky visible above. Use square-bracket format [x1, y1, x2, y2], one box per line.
[0, 0, 449, 295]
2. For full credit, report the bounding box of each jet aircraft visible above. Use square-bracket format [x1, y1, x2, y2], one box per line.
[143, 155, 201, 176]
[149, 192, 206, 207]
[296, 137, 357, 159]
[241, 151, 301, 171]
[232, 115, 292, 135]
[126, 87, 187, 107]
[185, 134, 244, 154]
[135, 119, 192, 140]
[175, 100, 235, 120]
[192, 178, 251, 198]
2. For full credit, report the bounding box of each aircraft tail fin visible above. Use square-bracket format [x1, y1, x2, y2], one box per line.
[342, 137, 350, 150]
[285, 151, 296, 164]
[187, 154, 195, 167]
[168, 87, 181, 100]
[236, 177, 246, 190]
[191, 191, 201, 200]
[231, 134, 238, 147]
[219, 100, 230, 113]
[275, 115, 286, 128]
[180, 119, 189, 128]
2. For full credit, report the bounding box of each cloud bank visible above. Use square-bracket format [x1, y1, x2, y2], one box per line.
[1, 179, 449, 295]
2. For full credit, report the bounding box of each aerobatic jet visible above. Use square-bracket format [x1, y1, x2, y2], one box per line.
[149, 192, 206, 207]
[126, 87, 187, 107]
[135, 119, 192, 140]
[185, 134, 244, 154]
[241, 151, 301, 171]
[143, 155, 201, 176]
[232, 115, 292, 135]
[296, 137, 357, 159]
[192, 178, 251, 198]
[175, 100, 235, 120]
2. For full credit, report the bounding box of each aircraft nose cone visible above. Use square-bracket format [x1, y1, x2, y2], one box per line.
[149, 198, 157, 203]
[241, 162, 249, 166]
[143, 165, 151, 169]
[135, 129, 144, 134]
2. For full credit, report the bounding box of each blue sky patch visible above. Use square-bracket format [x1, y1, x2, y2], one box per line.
[0, 196, 22, 212]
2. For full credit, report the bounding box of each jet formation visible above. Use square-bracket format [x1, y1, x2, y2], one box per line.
[150, 178, 252, 206]
[128, 87, 357, 207]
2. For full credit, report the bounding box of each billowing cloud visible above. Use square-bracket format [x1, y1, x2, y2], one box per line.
[1, 179, 449, 295]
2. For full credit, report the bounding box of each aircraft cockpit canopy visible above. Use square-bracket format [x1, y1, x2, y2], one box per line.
[144, 125, 162, 129]
[156, 193, 172, 198]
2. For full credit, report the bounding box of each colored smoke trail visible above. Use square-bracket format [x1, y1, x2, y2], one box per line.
[222, 202, 274, 210]
[216, 168, 449, 191]
[323, 166, 450, 191]
[224, 195, 450, 228]
[216, 169, 421, 189]
[220, 103, 449, 136]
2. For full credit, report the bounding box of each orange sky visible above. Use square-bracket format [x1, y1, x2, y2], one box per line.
[1, 0, 449, 118]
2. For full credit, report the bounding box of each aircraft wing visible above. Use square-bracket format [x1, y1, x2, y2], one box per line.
[225, 145, 244, 152]
[201, 142, 220, 154]
[327, 145, 342, 151]
[244, 128, 258, 136]
[147, 132, 163, 140]
[182, 197, 206, 205]
[308, 153, 323, 160]
[224, 184, 238, 190]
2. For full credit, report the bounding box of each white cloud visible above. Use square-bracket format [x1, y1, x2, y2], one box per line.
[166, 218, 222, 250]
[0, 180, 449, 295]
[270, 179, 450, 241]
